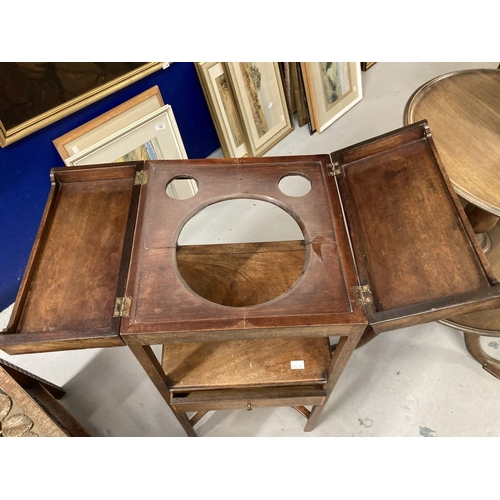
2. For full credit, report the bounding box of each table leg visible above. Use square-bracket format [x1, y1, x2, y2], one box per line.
[125, 340, 197, 437]
[460, 203, 500, 376]
[464, 204, 498, 254]
[305, 330, 363, 431]
[355, 325, 379, 349]
[464, 332, 500, 380]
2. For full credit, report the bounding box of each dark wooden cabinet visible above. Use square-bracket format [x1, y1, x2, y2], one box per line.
[2, 120, 499, 435]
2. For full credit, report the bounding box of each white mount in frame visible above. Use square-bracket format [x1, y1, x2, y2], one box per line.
[65, 105, 187, 166]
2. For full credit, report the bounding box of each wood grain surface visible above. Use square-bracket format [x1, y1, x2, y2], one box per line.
[333, 121, 500, 332]
[404, 69, 500, 215]
[1, 164, 139, 353]
[444, 223, 500, 334]
[162, 337, 330, 391]
[177, 241, 306, 307]
[121, 157, 365, 340]
[405, 69, 500, 336]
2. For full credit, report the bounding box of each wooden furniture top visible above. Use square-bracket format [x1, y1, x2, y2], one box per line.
[121, 156, 365, 341]
[404, 69, 500, 216]
[3, 122, 500, 354]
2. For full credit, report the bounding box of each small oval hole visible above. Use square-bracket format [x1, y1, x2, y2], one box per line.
[166, 176, 199, 200]
[278, 174, 312, 197]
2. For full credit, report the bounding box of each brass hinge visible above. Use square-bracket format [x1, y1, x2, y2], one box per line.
[353, 285, 373, 307]
[134, 171, 148, 185]
[327, 161, 341, 177]
[113, 296, 131, 317]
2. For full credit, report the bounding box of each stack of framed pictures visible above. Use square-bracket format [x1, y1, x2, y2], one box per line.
[53, 85, 187, 166]
[196, 62, 363, 156]
[195, 62, 294, 158]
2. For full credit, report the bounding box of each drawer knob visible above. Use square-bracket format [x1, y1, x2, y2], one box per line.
[247, 403, 252, 411]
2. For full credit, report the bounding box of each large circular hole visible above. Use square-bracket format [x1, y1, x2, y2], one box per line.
[278, 173, 312, 197]
[166, 176, 199, 200]
[176, 199, 306, 307]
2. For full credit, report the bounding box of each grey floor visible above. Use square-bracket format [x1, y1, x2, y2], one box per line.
[1, 62, 500, 437]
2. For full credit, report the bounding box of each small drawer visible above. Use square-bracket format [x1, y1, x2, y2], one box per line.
[170, 385, 327, 412]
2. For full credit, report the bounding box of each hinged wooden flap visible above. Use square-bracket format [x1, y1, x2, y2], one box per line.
[331, 121, 500, 333]
[0, 162, 144, 354]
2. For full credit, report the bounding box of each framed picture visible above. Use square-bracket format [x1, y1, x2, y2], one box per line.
[291, 62, 312, 130]
[300, 62, 363, 133]
[0, 62, 166, 147]
[195, 62, 248, 158]
[225, 62, 293, 156]
[279, 62, 296, 116]
[53, 86, 164, 161]
[65, 104, 187, 166]
[361, 62, 376, 71]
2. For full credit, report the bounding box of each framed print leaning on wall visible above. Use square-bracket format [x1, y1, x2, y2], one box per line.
[53, 86, 164, 161]
[0, 62, 165, 147]
[65, 104, 187, 166]
[65, 104, 196, 199]
[195, 62, 248, 158]
[301, 62, 363, 133]
[361, 62, 376, 71]
[225, 62, 293, 156]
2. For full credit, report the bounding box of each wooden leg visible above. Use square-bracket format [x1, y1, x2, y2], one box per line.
[461, 204, 500, 376]
[125, 340, 197, 437]
[464, 332, 500, 380]
[304, 330, 363, 432]
[170, 410, 198, 437]
[355, 325, 379, 349]
[465, 204, 498, 254]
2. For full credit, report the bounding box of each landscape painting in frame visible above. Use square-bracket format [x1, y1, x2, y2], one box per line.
[301, 62, 363, 133]
[195, 62, 248, 158]
[320, 63, 352, 110]
[53, 86, 164, 162]
[215, 69, 245, 150]
[226, 62, 293, 156]
[64, 105, 187, 167]
[115, 137, 161, 162]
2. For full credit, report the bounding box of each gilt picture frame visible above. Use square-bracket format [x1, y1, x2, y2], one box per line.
[65, 104, 187, 166]
[300, 62, 363, 133]
[224, 62, 293, 157]
[361, 62, 376, 71]
[53, 86, 164, 161]
[0, 62, 166, 147]
[195, 62, 248, 158]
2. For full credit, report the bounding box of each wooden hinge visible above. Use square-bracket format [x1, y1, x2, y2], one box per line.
[134, 171, 148, 185]
[327, 161, 341, 177]
[353, 285, 373, 307]
[113, 296, 131, 317]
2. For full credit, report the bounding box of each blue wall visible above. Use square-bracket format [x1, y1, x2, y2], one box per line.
[0, 62, 220, 311]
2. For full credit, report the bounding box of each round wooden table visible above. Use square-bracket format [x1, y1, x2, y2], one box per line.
[404, 68, 500, 378]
